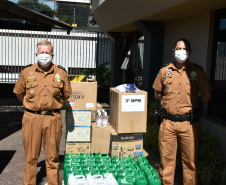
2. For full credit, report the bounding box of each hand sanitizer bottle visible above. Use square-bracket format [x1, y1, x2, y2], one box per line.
[96, 110, 103, 127]
[102, 112, 108, 127]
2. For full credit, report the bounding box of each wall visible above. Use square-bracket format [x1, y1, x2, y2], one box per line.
[92, 0, 105, 11]
[163, 12, 212, 72]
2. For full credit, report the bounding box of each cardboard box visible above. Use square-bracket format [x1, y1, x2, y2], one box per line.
[66, 126, 91, 142]
[110, 131, 143, 160]
[110, 88, 147, 133]
[66, 142, 90, 154]
[91, 123, 111, 153]
[63, 81, 97, 110]
[66, 110, 91, 126]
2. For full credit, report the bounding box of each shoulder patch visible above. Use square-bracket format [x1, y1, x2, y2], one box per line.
[193, 63, 204, 70]
[160, 63, 170, 69]
[58, 65, 67, 73]
[22, 64, 32, 70]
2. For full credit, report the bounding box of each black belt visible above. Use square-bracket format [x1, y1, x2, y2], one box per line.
[25, 109, 59, 115]
[164, 114, 191, 122]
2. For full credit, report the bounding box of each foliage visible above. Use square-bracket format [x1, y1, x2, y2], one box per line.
[18, 0, 54, 18]
[143, 97, 160, 152]
[197, 128, 226, 185]
[144, 97, 226, 184]
[81, 63, 111, 103]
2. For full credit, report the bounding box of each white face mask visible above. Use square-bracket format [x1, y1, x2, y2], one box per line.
[174, 50, 189, 63]
[37, 54, 52, 67]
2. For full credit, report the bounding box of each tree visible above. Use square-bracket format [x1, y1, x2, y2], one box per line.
[18, 0, 54, 18]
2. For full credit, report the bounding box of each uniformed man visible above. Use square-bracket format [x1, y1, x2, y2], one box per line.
[152, 39, 212, 185]
[13, 40, 72, 185]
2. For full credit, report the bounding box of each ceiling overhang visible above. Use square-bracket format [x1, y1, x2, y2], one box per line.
[92, 0, 226, 34]
[0, 0, 73, 34]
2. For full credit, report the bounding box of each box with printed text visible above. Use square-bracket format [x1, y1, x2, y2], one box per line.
[66, 110, 91, 126]
[66, 142, 90, 154]
[62, 81, 97, 111]
[110, 128, 143, 159]
[66, 126, 91, 142]
[110, 87, 147, 133]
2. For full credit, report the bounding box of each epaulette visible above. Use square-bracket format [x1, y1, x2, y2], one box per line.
[160, 63, 170, 69]
[58, 65, 67, 73]
[22, 64, 32, 70]
[193, 63, 204, 70]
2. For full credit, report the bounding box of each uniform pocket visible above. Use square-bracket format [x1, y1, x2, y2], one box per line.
[52, 81, 63, 97]
[185, 80, 198, 96]
[26, 81, 38, 101]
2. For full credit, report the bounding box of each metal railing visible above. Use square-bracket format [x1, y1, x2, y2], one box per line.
[0, 29, 112, 83]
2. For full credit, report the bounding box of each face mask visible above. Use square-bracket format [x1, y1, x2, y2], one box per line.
[174, 50, 189, 63]
[37, 54, 52, 67]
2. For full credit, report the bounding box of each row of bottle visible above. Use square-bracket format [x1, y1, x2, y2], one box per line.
[66, 167, 160, 185]
[95, 109, 108, 127]
[68, 174, 118, 185]
[64, 153, 161, 185]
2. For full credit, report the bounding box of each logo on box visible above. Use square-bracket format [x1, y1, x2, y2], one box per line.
[70, 91, 85, 99]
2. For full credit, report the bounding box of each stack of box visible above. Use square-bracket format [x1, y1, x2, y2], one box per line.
[110, 87, 148, 159]
[90, 103, 111, 153]
[63, 80, 97, 154]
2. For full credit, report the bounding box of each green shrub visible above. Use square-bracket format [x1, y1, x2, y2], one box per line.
[81, 63, 111, 103]
[144, 97, 226, 184]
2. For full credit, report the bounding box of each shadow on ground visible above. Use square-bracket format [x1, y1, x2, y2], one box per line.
[0, 150, 16, 174]
[0, 112, 23, 140]
[36, 155, 64, 185]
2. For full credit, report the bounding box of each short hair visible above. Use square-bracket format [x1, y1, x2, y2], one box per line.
[174, 38, 191, 50]
[36, 40, 53, 53]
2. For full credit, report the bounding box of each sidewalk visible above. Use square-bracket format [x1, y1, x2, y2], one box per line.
[0, 109, 183, 185]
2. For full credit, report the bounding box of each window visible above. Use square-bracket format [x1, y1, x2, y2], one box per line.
[208, 8, 226, 120]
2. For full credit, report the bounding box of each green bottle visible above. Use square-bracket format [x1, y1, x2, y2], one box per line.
[118, 156, 128, 164]
[64, 153, 72, 162]
[144, 165, 156, 178]
[138, 160, 149, 171]
[118, 175, 136, 185]
[108, 168, 118, 179]
[70, 153, 79, 158]
[137, 154, 146, 164]
[64, 167, 73, 185]
[148, 175, 161, 185]
[135, 175, 148, 185]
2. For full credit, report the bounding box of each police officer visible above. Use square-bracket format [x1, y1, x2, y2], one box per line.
[152, 39, 212, 185]
[13, 40, 72, 185]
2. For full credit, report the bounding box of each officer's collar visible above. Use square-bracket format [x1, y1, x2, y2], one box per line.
[35, 63, 55, 73]
[171, 61, 191, 71]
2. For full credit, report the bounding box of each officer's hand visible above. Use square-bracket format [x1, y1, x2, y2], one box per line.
[155, 90, 162, 100]
[200, 91, 211, 103]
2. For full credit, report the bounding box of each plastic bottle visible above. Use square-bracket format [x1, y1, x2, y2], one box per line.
[135, 175, 148, 185]
[68, 175, 87, 185]
[96, 110, 103, 126]
[101, 109, 105, 115]
[147, 175, 161, 185]
[102, 112, 108, 127]
[87, 174, 104, 185]
[104, 173, 118, 185]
